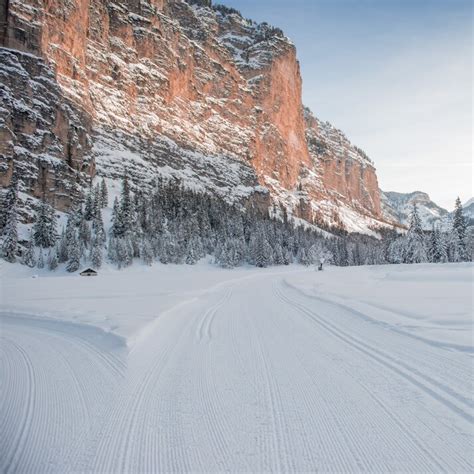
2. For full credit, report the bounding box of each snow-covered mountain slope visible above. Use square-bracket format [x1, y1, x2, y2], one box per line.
[461, 198, 474, 223]
[1, 0, 391, 234]
[381, 191, 449, 229]
[1, 262, 473, 472]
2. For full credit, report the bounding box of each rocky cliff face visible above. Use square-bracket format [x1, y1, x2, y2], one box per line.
[1, 0, 387, 232]
[0, 48, 94, 216]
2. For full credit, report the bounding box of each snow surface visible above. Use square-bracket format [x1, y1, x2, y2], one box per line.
[1, 262, 473, 472]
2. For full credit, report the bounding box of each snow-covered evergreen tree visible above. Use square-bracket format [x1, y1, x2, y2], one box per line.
[253, 230, 273, 268]
[1, 172, 18, 234]
[437, 230, 449, 263]
[283, 247, 292, 265]
[120, 173, 133, 236]
[1, 175, 19, 262]
[388, 237, 405, 264]
[404, 204, 427, 263]
[66, 233, 81, 272]
[37, 249, 45, 269]
[451, 197, 469, 261]
[22, 239, 36, 268]
[92, 209, 106, 245]
[57, 230, 69, 263]
[100, 178, 108, 208]
[111, 197, 122, 237]
[185, 244, 198, 265]
[90, 238, 103, 268]
[84, 191, 94, 221]
[1, 200, 18, 262]
[48, 248, 59, 270]
[33, 201, 58, 248]
[428, 225, 443, 263]
[273, 242, 284, 266]
[141, 239, 154, 266]
[78, 218, 91, 248]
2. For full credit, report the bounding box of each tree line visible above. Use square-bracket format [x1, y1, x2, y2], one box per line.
[0, 172, 472, 271]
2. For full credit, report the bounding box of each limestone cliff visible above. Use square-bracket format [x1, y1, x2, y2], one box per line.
[0, 0, 387, 232]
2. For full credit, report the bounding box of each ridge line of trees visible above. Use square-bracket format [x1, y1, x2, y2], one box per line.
[1, 172, 472, 271]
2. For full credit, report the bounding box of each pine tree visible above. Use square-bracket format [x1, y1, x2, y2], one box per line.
[428, 226, 439, 263]
[185, 244, 198, 265]
[141, 239, 154, 266]
[84, 191, 94, 221]
[100, 178, 108, 208]
[90, 238, 103, 268]
[92, 186, 101, 220]
[58, 229, 68, 263]
[388, 237, 404, 264]
[66, 234, 81, 272]
[1, 200, 18, 262]
[0, 192, 5, 234]
[33, 201, 57, 248]
[437, 231, 449, 263]
[1, 172, 19, 234]
[78, 218, 91, 248]
[92, 210, 106, 245]
[120, 173, 133, 235]
[111, 197, 122, 237]
[46, 205, 58, 245]
[297, 247, 311, 266]
[37, 249, 45, 269]
[254, 232, 272, 268]
[22, 239, 36, 268]
[273, 242, 284, 265]
[48, 248, 59, 270]
[452, 197, 469, 261]
[1, 175, 19, 262]
[107, 236, 118, 264]
[404, 204, 427, 263]
[114, 238, 127, 269]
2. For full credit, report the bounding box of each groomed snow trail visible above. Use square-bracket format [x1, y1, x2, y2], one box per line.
[1, 268, 473, 473]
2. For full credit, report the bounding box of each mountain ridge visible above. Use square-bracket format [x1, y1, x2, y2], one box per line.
[381, 190, 474, 230]
[1, 0, 401, 233]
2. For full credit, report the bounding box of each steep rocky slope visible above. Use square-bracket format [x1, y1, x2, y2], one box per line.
[1, 0, 389, 232]
[381, 191, 449, 230]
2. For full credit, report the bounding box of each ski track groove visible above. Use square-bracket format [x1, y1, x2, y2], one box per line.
[268, 284, 378, 472]
[277, 283, 473, 425]
[310, 286, 472, 391]
[1, 323, 124, 473]
[273, 284, 456, 472]
[250, 311, 297, 473]
[197, 287, 232, 343]
[2, 339, 35, 474]
[0, 338, 18, 461]
[189, 284, 254, 472]
[275, 283, 473, 472]
[2, 268, 472, 473]
[93, 305, 201, 474]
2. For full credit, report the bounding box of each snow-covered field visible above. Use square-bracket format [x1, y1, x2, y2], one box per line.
[1, 262, 473, 472]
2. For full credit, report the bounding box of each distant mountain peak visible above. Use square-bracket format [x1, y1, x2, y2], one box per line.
[381, 191, 448, 229]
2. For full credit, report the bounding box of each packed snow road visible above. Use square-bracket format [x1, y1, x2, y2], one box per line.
[1, 264, 473, 473]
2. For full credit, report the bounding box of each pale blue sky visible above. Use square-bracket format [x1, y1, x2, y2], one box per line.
[218, 0, 472, 210]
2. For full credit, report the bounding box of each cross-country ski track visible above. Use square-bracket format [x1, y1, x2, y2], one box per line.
[1, 265, 473, 473]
